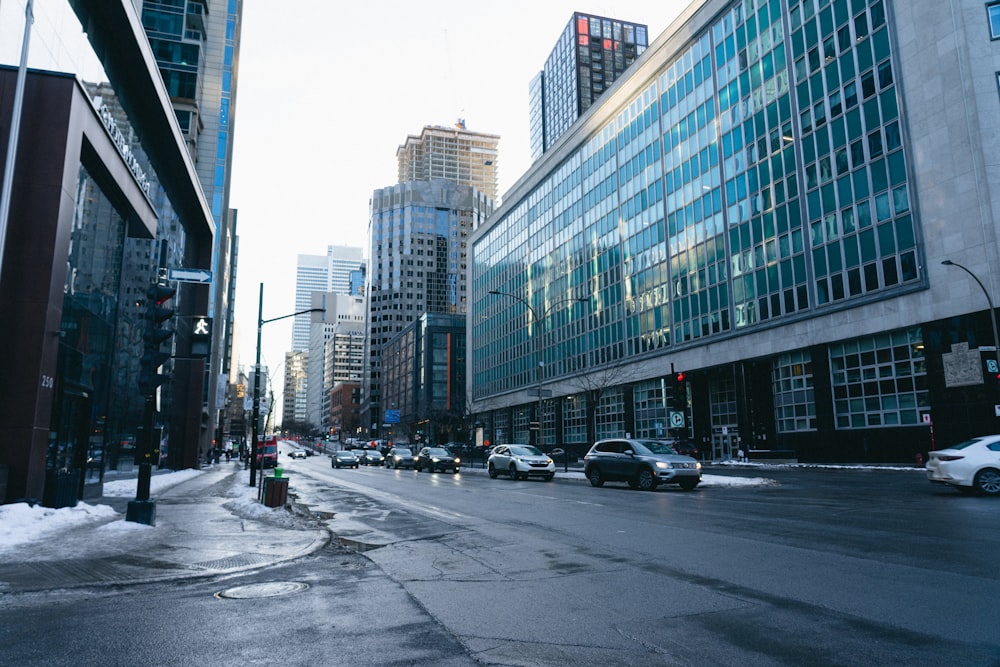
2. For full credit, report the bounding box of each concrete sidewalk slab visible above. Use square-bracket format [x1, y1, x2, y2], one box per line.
[0, 467, 329, 593]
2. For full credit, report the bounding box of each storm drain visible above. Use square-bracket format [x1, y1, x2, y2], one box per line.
[216, 581, 309, 599]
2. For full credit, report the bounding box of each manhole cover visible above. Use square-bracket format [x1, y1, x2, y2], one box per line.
[216, 581, 309, 599]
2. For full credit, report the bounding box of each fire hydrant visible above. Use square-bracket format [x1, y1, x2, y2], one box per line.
[915, 452, 924, 467]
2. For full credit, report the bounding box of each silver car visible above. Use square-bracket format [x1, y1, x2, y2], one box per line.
[487, 444, 555, 481]
[584, 438, 701, 491]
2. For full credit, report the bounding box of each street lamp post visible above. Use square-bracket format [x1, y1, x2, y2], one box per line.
[489, 289, 586, 469]
[942, 259, 1000, 359]
[249, 282, 324, 491]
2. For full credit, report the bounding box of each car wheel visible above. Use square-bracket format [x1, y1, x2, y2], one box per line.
[974, 468, 1000, 496]
[636, 467, 656, 491]
[587, 466, 604, 487]
[544, 473, 554, 482]
[509, 464, 519, 480]
[679, 479, 699, 491]
[488, 462, 497, 479]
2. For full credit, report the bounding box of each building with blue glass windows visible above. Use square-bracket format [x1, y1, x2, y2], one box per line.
[529, 12, 649, 162]
[471, 0, 1000, 463]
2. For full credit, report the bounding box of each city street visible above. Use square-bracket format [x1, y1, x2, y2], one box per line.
[1, 456, 997, 665]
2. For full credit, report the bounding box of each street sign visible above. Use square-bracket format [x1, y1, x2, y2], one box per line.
[669, 411, 685, 428]
[167, 267, 212, 283]
[384, 409, 400, 424]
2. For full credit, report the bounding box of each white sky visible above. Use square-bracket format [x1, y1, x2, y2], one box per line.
[228, 1, 692, 408]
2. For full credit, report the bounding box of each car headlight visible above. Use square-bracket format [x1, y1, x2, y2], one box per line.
[454, 458, 461, 464]
[431, 457, 440, 463]
[655, 461, 672, 469]
[546, 458, 553, 465]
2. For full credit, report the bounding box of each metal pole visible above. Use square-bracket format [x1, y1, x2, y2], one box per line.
[942, 260, 1000, 359]
[250, 283, 263, 487]
[0, 0, 33, 280]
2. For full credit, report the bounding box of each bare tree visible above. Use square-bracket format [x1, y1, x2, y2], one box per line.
[567, 353, 641, 447]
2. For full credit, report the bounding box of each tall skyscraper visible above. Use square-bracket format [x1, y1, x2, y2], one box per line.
[396, 121, 500, 203]
[307, 291, 365, 431]
[292, 245, 365, 352]
[362, 179, 493, 437]
[529, 12, 648, 161]
[140, 0, 244, 456]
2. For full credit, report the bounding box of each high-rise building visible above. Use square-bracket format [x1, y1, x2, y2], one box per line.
[0, 0, 216, 502]
[362, 179, 493, 438]
[472, 0, 1000, 464]
[140, 0, 244, 457]
[529, 12, 648, 161]
[396, 122, 500, 203]
[282, 351, 308, 430]
[292, 245, 365, 352]
[307, 292, 365, 431]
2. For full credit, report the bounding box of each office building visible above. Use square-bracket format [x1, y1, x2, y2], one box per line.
[362, 178, 493, 438]
[140, 0, 244, 458]
[381, 313, 467, 445]
[292, 245, 365, 352]
[282, 351, 308, 431]
[529, 12, 649, 161]
[0, 0, 215, 503]
[471, 0, 1000, 463]
[306, 291, 365, 431]
[397, 122, 500, 203]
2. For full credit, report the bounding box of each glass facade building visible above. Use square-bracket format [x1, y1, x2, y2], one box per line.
[472, 0, 1000, 463]
[530, 12, 649, 160]
[0, 0, 215, 503]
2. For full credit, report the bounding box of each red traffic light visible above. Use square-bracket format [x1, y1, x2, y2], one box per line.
[675, 372, 685, 383]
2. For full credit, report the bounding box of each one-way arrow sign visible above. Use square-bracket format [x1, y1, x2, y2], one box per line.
[168, 268, 212, 283]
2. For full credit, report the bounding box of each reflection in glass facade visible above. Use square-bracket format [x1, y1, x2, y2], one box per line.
[471, 0, 965, 462]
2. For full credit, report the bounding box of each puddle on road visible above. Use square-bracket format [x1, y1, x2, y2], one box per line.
[337, 537, 385, 553]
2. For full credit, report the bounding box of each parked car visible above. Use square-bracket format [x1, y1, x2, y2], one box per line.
[584, 438, 701, 491]
[415, 446, 460, 473]
[658, 439, 699, 459]
[288, 449, 307, 460]
[487, 444, 555, 481]
[385, 446, 415, 469]
[926, 435, 1000, 495]
[357, 448, 384, 466]
[331, 450, 360, 469]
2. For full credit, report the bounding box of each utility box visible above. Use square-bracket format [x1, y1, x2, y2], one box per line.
[262, 476, 288, 507]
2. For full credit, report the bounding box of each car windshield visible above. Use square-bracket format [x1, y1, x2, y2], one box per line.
[337, 451, 354, 458]
[425, 448, 449, 456]
[947, 439, 985, 451]
[634, 440, 678, 455]
[394, 449, 413, 456]
[509, 445, 543, 456]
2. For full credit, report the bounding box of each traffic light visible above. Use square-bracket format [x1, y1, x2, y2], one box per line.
[140, 282, 176, 393]
[671, 371, 687, 408]
[190, 316, 212, 357]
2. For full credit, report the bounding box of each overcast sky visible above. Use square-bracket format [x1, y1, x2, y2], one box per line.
[228, 1, 691, 411]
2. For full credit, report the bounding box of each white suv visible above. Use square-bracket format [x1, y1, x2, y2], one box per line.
[487, 444, 555, 481]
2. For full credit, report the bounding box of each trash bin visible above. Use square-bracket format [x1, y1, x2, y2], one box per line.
[274, 467, 283, 478]
[262, 475, 288, 507]
[43, 470, 79, 508]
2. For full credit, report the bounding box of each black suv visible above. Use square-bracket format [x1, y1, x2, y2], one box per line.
[583, 438, 701, 491]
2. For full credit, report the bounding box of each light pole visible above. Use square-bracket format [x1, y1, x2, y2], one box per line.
[489, 289, 586, 467]
[249, 282, 324, 489]
[942, 259, 1000, 381]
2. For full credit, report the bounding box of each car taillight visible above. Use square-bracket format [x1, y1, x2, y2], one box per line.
[936, 455, 964, 461]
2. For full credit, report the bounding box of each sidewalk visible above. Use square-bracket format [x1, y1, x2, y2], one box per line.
[0, 464, 330, 594]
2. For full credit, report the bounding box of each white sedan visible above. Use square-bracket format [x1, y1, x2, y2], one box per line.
[926, 435, 1000, 496]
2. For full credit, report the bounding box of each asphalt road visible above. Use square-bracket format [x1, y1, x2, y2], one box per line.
[1, 458, 996, 666]
[290, 459, 1000, 665]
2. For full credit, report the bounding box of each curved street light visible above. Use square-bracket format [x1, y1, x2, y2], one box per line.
[249, 282, 324, 492]
[941, 260, 1000, 362]
[488, 289, 586, 469]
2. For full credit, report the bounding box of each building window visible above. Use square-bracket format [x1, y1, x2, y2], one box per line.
[830, 328, 927, 429]
[989, 3, 1000, 39]
[773, 351, 816, 433]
